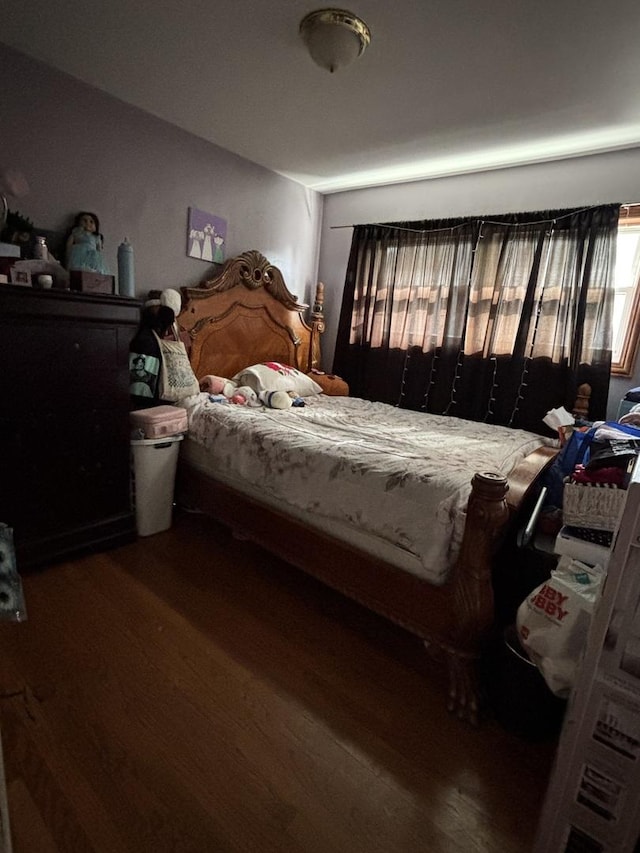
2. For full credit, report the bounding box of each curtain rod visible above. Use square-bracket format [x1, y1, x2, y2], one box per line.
[329, 203, 625, 234]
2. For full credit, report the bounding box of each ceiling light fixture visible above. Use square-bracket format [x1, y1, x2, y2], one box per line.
[299, 8, 371, 73]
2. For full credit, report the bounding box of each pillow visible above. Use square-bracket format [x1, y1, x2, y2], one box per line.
[232, 362, 322, 397]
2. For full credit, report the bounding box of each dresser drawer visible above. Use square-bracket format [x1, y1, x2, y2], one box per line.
[28, 407, 129, 447]
[6, 323, 123, 405]
[2, 429, 131, 539]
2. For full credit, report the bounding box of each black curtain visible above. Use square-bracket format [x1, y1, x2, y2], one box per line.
[333, 205, 619, 434]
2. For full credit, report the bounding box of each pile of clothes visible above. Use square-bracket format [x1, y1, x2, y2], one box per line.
[558, 415, 640, 548]
[539, 408, 640, 542]
[573, 418, 640, 486]
[516, 411, 640, 700]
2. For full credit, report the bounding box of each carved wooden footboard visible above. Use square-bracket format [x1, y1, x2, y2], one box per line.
[177, 448, 555, 724]
[433, 454, 554, 723]
[174, 250, 564, 724]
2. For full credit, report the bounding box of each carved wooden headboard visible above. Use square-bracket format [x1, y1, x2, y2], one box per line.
[178, 250, 325, 380]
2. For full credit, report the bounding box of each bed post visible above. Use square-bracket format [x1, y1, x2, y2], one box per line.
[308, 281, 325, 372]
[573, 383, 591, 420]
[435, 471, 510, 725]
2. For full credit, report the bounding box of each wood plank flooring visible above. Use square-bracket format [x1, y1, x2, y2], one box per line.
[0, 510, 556, 852]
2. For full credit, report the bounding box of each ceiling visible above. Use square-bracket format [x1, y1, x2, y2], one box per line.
[3, 0, 640, 193]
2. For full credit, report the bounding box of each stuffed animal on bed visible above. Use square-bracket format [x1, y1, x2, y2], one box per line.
[200, 376, 256, 404]
[200, 374, 237, 397]
[231, 385, 258, 406]
[258, 390, 292, 409]
[200, 375, 292, 409]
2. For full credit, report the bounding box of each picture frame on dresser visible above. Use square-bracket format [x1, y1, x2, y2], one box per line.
[9, 267, 30, 286]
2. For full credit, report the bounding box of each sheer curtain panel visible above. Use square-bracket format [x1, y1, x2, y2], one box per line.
[333, 205, 619, 434]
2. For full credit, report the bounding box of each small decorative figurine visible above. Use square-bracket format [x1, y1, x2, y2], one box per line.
[65, 211, 110, 273]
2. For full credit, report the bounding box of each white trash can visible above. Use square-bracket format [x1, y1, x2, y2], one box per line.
[131, 434, 184, 536]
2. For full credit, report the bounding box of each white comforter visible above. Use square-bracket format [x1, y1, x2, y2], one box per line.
[183, 394, 555, 584]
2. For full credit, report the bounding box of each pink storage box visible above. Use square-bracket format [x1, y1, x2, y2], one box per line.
[130, 405, 188, 439]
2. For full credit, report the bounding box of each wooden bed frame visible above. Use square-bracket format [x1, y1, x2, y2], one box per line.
[175, 249, 570, 724]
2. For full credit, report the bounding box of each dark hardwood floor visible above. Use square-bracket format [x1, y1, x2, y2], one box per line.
[0, 510, 556, 852]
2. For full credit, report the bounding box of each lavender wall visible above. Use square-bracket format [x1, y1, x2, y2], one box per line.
[0, 45, 322, 306]
[4, 44, 640, 418]
[319, 150, 640, 418]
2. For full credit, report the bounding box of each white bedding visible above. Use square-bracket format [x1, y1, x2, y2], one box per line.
[182, 393, 556, 584]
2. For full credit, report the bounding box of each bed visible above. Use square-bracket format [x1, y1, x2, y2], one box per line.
[173, 249, 576, 724]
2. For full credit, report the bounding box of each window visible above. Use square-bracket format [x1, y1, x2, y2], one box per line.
[612, 204, 640, 375]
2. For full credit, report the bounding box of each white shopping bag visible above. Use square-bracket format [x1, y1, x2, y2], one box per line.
[516, 556, 604, 698]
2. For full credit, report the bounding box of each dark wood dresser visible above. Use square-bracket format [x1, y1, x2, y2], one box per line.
[0, 285, 141, 568]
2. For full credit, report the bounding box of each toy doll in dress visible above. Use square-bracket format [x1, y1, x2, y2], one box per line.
[65, 211, 110, 273]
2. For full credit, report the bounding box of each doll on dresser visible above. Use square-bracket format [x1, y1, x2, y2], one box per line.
[65, 211, 110, 274]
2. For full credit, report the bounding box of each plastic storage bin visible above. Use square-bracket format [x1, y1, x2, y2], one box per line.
[130, 405, 188, 439]
[131, 434, 183, 536]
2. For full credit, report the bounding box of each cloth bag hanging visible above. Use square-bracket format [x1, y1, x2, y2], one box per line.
[152, 329, 199, 402]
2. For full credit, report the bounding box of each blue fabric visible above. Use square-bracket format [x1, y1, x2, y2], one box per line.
[543, 429, 594, 508]
[559, 430, 594, 473]
[602, 420, 640, 439]
[544, 421, 640, 508]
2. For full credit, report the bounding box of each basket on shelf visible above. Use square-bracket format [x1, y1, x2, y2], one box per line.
[562, 482, 627, 531]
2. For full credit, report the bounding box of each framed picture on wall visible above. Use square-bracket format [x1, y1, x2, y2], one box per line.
[187, 207, 227, 264]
